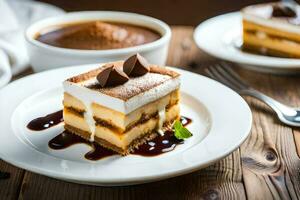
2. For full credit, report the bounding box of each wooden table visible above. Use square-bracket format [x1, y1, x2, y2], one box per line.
[1, 26, 300, 200]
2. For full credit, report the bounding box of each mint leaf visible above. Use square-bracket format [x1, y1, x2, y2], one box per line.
[173, 120, 192, 140]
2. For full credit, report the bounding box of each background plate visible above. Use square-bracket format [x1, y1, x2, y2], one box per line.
[194, 12, 300, 74]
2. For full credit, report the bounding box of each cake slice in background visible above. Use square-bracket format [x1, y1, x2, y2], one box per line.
[242, 2, 300, 58]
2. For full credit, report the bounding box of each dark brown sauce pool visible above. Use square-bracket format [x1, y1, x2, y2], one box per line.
[133, 116, 192, 156]
[180, 116, 192, 127]
[28, 110, 192, 161]
[27, 110, 63, 131]
[48, 130, 116, 160]
[132, 130, 183, 156]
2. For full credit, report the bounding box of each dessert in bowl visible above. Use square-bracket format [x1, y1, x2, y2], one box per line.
[25, 11, 171, 72]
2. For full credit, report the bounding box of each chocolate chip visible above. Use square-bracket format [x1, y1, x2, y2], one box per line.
[96, 64, 129, 87]
[97, 64, 113, 87]
[272, 4, 297, 18]
[123, 54, 149, 77]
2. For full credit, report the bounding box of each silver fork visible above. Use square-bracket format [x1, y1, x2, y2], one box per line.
[205, 62, 300, 127]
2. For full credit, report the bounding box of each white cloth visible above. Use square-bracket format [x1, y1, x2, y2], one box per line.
[0, 48, 11, 88]
[0, 0, 64, 88]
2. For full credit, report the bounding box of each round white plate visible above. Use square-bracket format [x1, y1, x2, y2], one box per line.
[194, 12, 300, 74]
[0, 65, 252, 186]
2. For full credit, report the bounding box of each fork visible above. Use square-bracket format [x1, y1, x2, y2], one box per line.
[205, 62, 300, 127]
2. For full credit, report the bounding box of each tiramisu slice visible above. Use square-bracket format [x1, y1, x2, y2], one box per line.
[63, 54, 180, 155]
[242, 2, 300, 58]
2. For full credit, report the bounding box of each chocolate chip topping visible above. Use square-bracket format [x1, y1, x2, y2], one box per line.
[272, 4, 297, 18]
[123, 54, 150, 77]
[96, 64, 129, 87]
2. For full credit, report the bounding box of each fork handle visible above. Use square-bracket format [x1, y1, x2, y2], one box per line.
[240, 89, 297, 117]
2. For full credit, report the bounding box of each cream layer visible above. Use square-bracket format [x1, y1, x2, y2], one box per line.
[242, 3, 300, 35]
[63, 75, 180, 115]
[243, 20, 300, 43]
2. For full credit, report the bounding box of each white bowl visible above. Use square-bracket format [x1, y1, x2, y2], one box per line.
[25, 11, 171, 72]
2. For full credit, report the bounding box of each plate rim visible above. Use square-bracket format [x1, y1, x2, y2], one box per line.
[0, 64, 252, 185]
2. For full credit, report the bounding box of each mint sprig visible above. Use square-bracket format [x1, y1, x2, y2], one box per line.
[173, 120, 192, 140]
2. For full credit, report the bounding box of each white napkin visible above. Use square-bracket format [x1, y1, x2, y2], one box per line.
[0, 0, 64, 88]
[0, 48, 11, 88]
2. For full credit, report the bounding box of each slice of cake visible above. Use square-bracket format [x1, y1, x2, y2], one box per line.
[242, 2, 300, 58]
[63, 54, 180, 155]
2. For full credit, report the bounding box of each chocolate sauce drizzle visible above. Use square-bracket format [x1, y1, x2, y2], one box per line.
[28, 110, 192, 160]
[132, 130, 183, 156]
[27, 110, 63, 131]
[48, 131, 116, 160]
[180, 116, 192, 127]
[132, 116, 191, 156]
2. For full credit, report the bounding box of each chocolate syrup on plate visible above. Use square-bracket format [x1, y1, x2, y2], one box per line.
[132, 130, 183, 156]
[48, 129, 184, 160]
[48, 130, 116, 160]
[27, 110, 63, 131]
[180, 116, 192, 127]
[28, 110, 192, 160]
[133, 117, 191, 156]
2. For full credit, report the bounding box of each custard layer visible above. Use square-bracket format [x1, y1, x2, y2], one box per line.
[243, 19, 300, 57]
[243, 31, 300, 58]
[63, 103, 180, 150]
[243, 20, 300, 43]
[63, 89, 180, 131]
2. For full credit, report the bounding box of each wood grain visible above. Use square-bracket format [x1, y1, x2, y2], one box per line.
[236, 69, 300, 199]
[18, 153, 246, 200]
[293, 129, 300, 157]
[1, 26, 300, 200]
[0, 160, 24, 200]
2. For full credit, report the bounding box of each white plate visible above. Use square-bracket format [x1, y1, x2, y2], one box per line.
[0, 64, 252, 186]
[194, 12, 300, 74]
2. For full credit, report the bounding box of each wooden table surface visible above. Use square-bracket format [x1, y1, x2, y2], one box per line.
[1, 26, 300, 200]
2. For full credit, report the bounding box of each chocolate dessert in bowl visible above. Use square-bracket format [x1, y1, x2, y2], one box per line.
[25, 11, 171, 72]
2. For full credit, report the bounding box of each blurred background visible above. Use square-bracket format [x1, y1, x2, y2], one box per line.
[38, 0, 275, 25]
[0, 0, 291, 84]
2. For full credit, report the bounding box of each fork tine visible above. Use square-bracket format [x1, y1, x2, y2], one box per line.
[218, 62, 249, 89]
[211, 65, 244, 90]
[204, 68, 218, 80]
[214, 64, 247, 90]
[205, 66, 241, 91]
